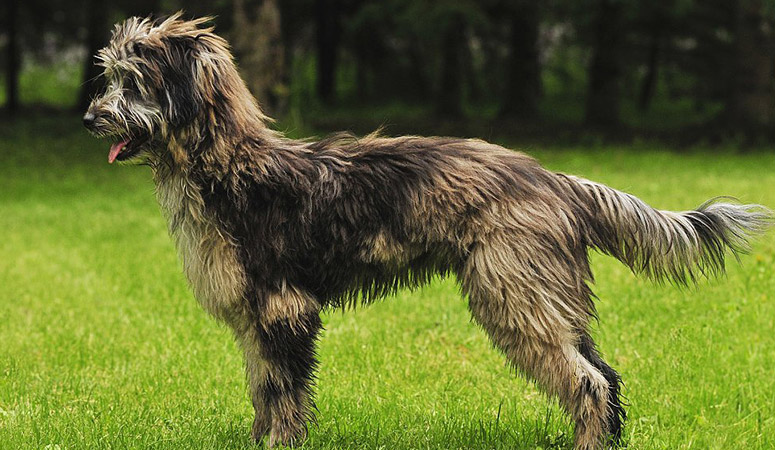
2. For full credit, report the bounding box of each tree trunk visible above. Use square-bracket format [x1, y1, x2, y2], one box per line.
[127, 0, 161, 18]
[727, 0, 775, 129]
[78, 0, 108, 112]
[315, 0, 341, 104]
[436, 14, 464, 118]
[4, 0, 20, 113]
[233, 0, 287, 116]
[585, 0, 624, 127]
[355, 58, 370, 100]
[500, 1, 542, 119]
[408, 45, 431, 100]
[638, 29, 661, 112]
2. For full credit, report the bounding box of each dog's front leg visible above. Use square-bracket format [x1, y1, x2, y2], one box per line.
[232, 318, 272, 442]
[255, 287, 322, 448]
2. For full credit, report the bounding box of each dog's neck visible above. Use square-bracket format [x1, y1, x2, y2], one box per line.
[152, 106, 279, 182]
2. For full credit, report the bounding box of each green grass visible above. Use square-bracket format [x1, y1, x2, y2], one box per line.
[1, 115, 774, 449]
[0, 62, 83, 108]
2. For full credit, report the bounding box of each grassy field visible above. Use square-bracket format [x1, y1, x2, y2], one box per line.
[1, 115, 774, 449]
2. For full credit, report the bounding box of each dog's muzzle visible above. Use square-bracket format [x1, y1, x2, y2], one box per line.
[83, 112, 96, 129]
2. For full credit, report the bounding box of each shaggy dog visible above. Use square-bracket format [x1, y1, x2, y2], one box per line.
[83, 14, 771, 449]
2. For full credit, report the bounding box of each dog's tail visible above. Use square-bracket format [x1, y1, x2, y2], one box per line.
[566, 176, 773, 284]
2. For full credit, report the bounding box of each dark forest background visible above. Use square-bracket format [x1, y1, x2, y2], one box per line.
[3, 0, 775, 145]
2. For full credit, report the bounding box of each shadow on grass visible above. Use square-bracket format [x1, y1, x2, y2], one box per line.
[306, 407, 573, 449]
[200, 406, 575, 449]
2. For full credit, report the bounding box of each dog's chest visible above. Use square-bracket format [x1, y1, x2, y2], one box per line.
[155, 173, 247, 320]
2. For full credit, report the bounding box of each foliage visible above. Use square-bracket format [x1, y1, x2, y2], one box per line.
[2, 0, 775, 134]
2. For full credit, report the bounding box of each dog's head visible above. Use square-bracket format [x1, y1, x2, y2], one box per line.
[84, 13, 258, 164]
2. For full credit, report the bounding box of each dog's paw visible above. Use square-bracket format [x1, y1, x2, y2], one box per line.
[251, 412, 271, 443]
[267, 426, 307, 448]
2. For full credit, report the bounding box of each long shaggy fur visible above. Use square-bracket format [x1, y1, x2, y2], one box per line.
[84, 13, 773, 450]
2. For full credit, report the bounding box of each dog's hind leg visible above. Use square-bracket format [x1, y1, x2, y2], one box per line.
[256, 287, 322, 448]
[470, 307, 613, 449]
[461, 243, 619, 450]
[577, 331, 626, 446]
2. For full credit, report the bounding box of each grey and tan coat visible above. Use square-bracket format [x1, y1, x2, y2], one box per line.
[83, 14, 772, 450]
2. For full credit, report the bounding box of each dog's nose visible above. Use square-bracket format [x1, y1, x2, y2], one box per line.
[83, 112, 96, 128]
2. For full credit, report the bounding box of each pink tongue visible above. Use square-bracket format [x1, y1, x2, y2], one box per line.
[108, 140, 129, 164]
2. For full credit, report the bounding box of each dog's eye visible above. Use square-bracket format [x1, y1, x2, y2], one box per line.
[124, 77, 138, 92]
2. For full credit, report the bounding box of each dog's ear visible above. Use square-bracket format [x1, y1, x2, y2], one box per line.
[158, 36, 202, 128]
